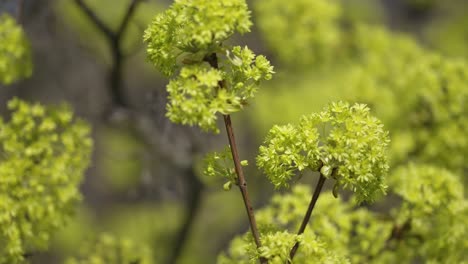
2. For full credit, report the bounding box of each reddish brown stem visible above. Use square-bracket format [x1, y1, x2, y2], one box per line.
[288, 174, 327, 262]
[223, 115, 263, 249]
[205, 53, 265, 263]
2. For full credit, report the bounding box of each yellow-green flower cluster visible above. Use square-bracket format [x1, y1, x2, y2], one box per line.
[165, 48, 273, 133]
[387, 164, 467, 263]
[0, 99, 92, 263]
[145, 0, 273, 133]
[257, 102, 390, 203]
[390, 164, 464, 216]
[0, 14, 32, 85]
[218, 185, 390, 263]
[218, 229, 350, 264]
[166, 64, 226, 132]
[144, 0, 252, 76]
[346, 26, 468, 175]
[65, 233, 154, 264]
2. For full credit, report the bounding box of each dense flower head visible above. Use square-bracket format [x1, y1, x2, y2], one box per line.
[256, 123, 322, 188]
[144, 0, 252, 76]
[224, 46, 274, 100]
[0, 99, 92, 263]
[166, 46, 273, 133]
[0, 14, 32, 85]
[65, 233, 154, 264]
[144, 0, 273, 133]
[166, 64, 225, 132]
[257, 102, 389, 203]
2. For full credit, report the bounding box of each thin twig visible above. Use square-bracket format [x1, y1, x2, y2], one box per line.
[288, 173, 327, 262]
[204, 53, 266, 264]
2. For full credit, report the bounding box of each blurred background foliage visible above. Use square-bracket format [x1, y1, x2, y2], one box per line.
[0, 0, 467, 263]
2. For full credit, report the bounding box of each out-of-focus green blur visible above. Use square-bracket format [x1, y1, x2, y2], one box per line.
[1, 0, 467, 263]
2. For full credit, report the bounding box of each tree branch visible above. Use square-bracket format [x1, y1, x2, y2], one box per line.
[75, 2, 206, 262]
[74, 0, 114, 39]
[116, 0, 140, 40]
[288, 173, 327, 262]
[166, 167, 204, 264]
[16, 0, 24, 23]
[74, 0, 142, 108]
[204, 53, 266, 264]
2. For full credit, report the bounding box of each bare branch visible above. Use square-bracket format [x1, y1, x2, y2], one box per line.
[74, 0, 114, 39]
[116, 0, 140, 40]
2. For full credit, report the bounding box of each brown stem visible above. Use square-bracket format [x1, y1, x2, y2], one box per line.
[223, 114, 263, 249]
[288, 174, 327, 262]
[204, 53, 266, 263]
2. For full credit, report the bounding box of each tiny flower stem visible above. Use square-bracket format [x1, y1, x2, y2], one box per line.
[204, 53, 266, 264]
[288, 173, 327, 262]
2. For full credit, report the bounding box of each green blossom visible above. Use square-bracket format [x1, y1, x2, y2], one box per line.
[387, 164, 467, 263]
[144, 0, 252, 76]
[224, 46, 274, 100]
[254, 185, 393, 263]
[166, 64, 225, 132]
[145, 0, 273, 133]
[390, 164, 464, 216]
[256, 123, 321, 188]
[345, 25, 468, 176]
[0, 14, 32, 85]
[257, 231, 301, 263]
[166, 46, 273, 133]
[257, 102, 390, 203]
[218, 229, 349, 264]
[0, 99, 92, 263]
